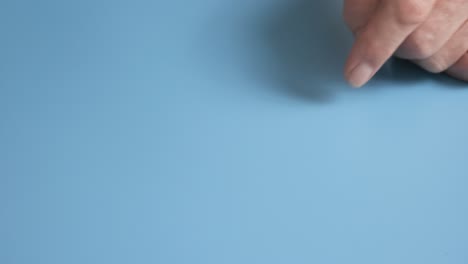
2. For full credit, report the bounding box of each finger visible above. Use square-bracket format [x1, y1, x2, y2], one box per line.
[446, 53, 468, 81]
[344, 0, 436, 88]
[343, 0, 379, 34]
[413, 20, 468, 73]
[396, 0, 468, 60]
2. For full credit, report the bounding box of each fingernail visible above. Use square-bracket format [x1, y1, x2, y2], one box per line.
[347, 62, 374, 88]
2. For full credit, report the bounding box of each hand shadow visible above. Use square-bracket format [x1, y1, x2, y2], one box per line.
[256, 0, 351, 103]
[376, 58, 468, 89]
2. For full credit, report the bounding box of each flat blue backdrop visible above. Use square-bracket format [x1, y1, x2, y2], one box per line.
[1, 0, 468, 263]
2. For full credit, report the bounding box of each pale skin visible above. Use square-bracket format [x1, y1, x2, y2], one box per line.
[343, 0, 468, 87]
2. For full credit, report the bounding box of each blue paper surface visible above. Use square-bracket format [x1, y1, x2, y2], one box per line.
[2, 0, 468, 263]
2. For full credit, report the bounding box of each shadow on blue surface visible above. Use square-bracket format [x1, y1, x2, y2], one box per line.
[258, 0, 349, 102]
[377, 58, 468, 89]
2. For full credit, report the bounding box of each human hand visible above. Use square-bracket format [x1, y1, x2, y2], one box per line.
[343, 0, 468, 87]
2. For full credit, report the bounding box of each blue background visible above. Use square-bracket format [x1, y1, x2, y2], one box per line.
[2, 0, 468, 263]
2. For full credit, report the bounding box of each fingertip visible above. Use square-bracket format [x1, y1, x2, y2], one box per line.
[345, 62, 374, 88]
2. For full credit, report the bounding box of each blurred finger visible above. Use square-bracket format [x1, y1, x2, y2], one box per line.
[344, 0, 436, 87]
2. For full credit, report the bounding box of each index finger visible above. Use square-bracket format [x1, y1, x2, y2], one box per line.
[344, 0, 436, 87]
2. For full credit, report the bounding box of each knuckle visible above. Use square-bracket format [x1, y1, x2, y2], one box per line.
[420, 57, 449, 73]
[400, 31, 438, 59]
[394, 0, 431, 25]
